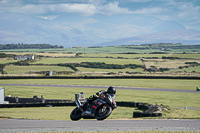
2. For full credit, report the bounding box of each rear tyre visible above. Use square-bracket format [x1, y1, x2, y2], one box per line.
[70, 107, 82, 121]
[96, 105, 112, 120]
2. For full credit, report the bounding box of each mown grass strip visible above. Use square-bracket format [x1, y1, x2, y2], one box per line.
[1, 79, 199, 90]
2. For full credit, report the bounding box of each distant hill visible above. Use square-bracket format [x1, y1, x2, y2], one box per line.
[0, 12, 200, 47]
[98, 30, 200, 46]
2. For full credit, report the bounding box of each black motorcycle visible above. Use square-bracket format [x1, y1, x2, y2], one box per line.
[70, 93, 117, 121]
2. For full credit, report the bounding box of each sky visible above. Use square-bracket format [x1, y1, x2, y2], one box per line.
[0, 0, 200, 31]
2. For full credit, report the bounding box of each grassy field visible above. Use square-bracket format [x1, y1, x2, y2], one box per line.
[3, 52, 76, 57]
[169, 54, 200, 59]
[30, 57, 143, 65]
[143, 59, 200, 69]
[21, 131, 200, 133]
[1, 79, 199, 90]
[77, 67, 144, 73]
[81, 53, 169, 58]
[4, 66, 72, 74]
[0, 58, 18, 64]
[0, 106, 138, 120]
[170, 66, 200, 73]
[1, 52, 200, 77]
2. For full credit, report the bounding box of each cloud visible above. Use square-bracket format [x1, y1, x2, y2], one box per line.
[0, 0, 132, 16]
[3, 3, 96, 16]
[129, 0, 200, 30]
[96, 2, 133, 15]
[0, 0, 199, 30]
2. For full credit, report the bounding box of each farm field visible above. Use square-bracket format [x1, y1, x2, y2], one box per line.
[0, 58, 18, 64]
[169, 54, 200, 59]
[1, 44, 200, 54]
[77, 67, 144, 73]
[30, 57, 143, 65]
[3, 52, 76, 57]
[1, 53, 200, 77]
[0, 44, 200, 77]
[81, 53, 169, 58]
[170, 66, 200, 73]
[4, 66, 73, 74]
[142, 59, 200, 69]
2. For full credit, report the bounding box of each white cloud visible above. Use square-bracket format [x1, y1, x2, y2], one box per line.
[129, 0, 153, 2]
[96, 2, 133, 15]
[0, 0, 132, 16]
[129, 0, 200, 30]
[0, 0, 199, 30]
[132, 7, 167, 15]
[7, 3, 96, 16]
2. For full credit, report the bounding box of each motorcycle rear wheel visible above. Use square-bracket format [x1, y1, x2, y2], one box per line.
[96, 105, 112, 120]
[70, 107, 82, 121]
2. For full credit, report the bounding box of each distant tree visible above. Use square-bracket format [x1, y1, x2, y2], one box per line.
[0, 44, 64, 50]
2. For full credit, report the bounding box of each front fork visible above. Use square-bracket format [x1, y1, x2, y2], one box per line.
[76, 100, 83, 111]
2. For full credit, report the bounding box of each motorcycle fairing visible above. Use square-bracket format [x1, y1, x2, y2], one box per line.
[82, 99, 106, 117]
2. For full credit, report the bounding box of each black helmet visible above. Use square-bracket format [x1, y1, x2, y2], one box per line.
[107, 86, 116, 94]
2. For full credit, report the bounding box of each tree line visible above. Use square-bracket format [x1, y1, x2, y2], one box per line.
[58, 62, 145, 71]
[0, 44, 64, 50]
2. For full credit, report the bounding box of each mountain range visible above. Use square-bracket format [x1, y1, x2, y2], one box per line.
[0, 12, 200, 47]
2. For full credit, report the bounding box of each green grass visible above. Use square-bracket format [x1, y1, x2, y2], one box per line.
[36, 130, 200, 133]
[1, 79, 199, 90]
[78, 67, 144, 73]
[30, 58, 143, 65]
[0, 107, 138, 120]
[170, 54, 200, 59]
[4, 66, 73, 74]
[82, 53, 168, 58]
[3, 85, 199, 108]
[169, 66, 200, 73]
[0, 58, 18, 64]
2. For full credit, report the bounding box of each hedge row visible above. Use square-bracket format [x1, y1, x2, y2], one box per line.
[0, 102, 76, 108]
[0, 75, 199, 79]
[133, 112, 162, 118]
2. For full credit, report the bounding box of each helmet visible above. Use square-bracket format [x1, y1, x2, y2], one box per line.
[107, 86, 116, 94]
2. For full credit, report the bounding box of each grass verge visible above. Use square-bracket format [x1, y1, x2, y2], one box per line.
[1, 79, 199, 90]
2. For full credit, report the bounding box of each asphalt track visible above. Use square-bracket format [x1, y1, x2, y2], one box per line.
[0, 83, 200, 93]
[0, 119, 200, 132]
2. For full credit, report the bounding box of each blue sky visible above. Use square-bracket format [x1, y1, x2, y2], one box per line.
[0, 0, 199, 30]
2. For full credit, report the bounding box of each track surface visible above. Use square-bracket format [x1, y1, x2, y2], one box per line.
[0, 83, 200, 93]
[0, 119, 200, 132]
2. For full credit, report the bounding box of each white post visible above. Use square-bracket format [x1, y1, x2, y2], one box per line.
[0, 87, 9, 104]
[0, 87, 5, 104]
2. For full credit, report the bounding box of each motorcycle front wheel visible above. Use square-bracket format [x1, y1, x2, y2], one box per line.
[70, 107, 82, 121]
[95, 105, 112, 120]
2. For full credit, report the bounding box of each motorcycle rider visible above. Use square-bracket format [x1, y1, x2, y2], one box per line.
[81, 86, 116, 114]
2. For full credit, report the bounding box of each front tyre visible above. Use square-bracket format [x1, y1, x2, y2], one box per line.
[96, 105, 112, 120]
[70, 107, 82, 121]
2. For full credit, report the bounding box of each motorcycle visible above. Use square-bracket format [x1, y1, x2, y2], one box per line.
[70, 93, 117, 121]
